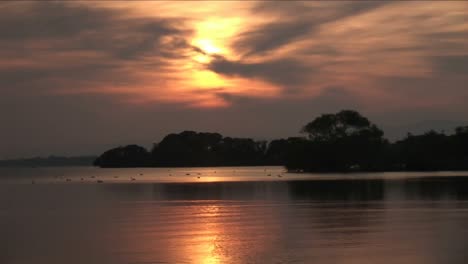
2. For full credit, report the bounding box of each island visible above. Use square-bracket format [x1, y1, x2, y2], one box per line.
[94, 110, 468, 172]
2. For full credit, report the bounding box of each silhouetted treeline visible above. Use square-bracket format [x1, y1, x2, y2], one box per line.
[391, 127, 468, 171]
[94, 110, 468, 171]
[94, 131, 267, 168]
[0, 156, 97, 167]
[285, 110, 468, 172]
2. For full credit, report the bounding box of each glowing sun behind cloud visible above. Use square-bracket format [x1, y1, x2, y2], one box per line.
[185, 17, 242, 96]
[68, 2, 278, 108]
[192, 39, 220, 63]
[195, 39, 221, 54]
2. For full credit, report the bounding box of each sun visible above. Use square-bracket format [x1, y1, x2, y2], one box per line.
[191, 39, 223, 63]
[194, 39, 222, 54]
[186, 17, 245, 92]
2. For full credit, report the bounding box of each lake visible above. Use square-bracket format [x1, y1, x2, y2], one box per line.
[1, 166, 468, 264]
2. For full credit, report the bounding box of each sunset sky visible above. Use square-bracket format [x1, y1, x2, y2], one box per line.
[1, 1, 468, 158]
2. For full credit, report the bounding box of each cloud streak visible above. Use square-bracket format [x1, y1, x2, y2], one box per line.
[207, 55, 313, 90]
[234, 1, 389, 57]
[0, 2, 193, 99]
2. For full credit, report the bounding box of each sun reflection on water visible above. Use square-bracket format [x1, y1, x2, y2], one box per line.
[188, 204, 223, 264]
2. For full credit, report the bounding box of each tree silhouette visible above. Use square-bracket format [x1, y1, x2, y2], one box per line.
[150, 131, 267, 167]
[301, 110, 383, 141]
[287, 110, 387, 172]
[93, 145, 150, 168]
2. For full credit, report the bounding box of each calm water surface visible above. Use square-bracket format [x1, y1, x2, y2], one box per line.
[1, 167, 468, 264]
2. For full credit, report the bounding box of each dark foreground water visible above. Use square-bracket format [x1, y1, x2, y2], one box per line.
[1, 167, 468, 264]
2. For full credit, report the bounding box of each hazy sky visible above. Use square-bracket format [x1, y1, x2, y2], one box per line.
[1, 1, 468, 158]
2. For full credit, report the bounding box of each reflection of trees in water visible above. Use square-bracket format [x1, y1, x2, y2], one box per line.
[287, 179, 385, 202]
[100, 181, 291, 201]
[286, 180, 386, 240]
[100, 183, 154, 200]
[100, 176, 468, 202]
[95, 178, 468, 263]
[400, 176, 468, 201]
[156, 182, 291, 201]
[284, 177, 468, 240]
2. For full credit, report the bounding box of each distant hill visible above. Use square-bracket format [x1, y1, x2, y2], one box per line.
[0, 156, 97, 167]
